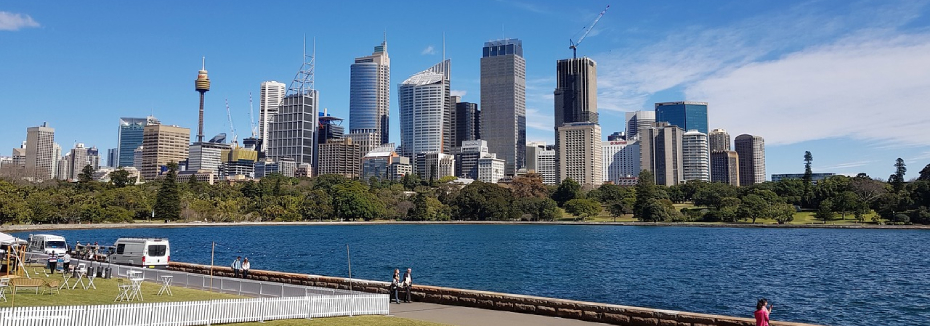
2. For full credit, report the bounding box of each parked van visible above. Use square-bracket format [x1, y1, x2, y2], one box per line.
[108, 238, 171, 269]
[27, 234, 68, 256]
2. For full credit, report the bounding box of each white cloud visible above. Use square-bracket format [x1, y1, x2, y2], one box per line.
[421, 45, 436, 55]
[821, 160, 874, 171]
[590, 1, 930, 146]
[0, 11, 40, 31]
[450, 90, 467, 98]
[687, 32, 930, 146]
[525, 108, 553, 132]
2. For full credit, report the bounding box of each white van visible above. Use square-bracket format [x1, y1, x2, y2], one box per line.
[109, 238, 171, 269]
[27, 234, 68, 256]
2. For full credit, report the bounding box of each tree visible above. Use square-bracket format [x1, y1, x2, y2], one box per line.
[516, 197, 561, 221]
[109, 168, 132, 188]
[738, 194, 769, 224]
[401, 173, 421, 190]
[510, 173, 550, 199]
[773, 203, 796, 224]
[831, 191, 859, 220]
[889, 158, 907, 192]
[153, 162, 181, 220]
[78, 164, 95, 184]
[551, 178, 582, 206]
[814, 198, 835, 223]
[802, 151, 813, 207]
[564, 198, 601, 220]
[919, 163, 930, 181]
[633, 170, 658, 221]
[453, 181, 518, 220]
[607, 198, 633, 222]
[331, 181, 384, 221]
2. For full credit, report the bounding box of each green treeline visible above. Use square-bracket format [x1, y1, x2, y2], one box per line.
[1, 160, 929, 225]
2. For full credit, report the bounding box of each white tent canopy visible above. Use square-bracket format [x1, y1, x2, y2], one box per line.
[0, 232, 23, 245]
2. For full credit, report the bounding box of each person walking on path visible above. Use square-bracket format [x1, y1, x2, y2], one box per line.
[47, 252, 57, 274]
[62, 252, 71, 272]
[93, 242, 100, 260]
[754, 298, 773, 326]
[402, 268, 412, 303]
[241, 258, 251, 279]
[231, 256, 242, 278]
[390, 269, 401, 304]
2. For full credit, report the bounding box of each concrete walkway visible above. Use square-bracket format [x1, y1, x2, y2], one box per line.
[390, 302, 614, 326]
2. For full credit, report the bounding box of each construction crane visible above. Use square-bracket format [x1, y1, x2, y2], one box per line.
[569, 5, 610, 59]
[225, 99, 238, 147]
[248, 92, 258, 138]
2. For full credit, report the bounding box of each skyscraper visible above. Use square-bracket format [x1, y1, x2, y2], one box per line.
[708, 128, 730, 152]
[557, 122, 602, 188]
[624, 111, 655, 140]
[453, 97, 480, 148]
[25, 123, 55, 181]
[735, 134, 766, 186]
[711, 151, 740, 186]
[399, 60, 451, 161]
[640, 122, 684, 186]
[267, 45, 320, 170]
[117, 116, 158, 167]
[350, 40, 391, 146]
[602, 139, 640, 183]
[554, 57, 598, 184]
[317, 138, 361, 179]
[141, 123, 190, 180]
[682, 130, 710, 182]
[655, 101, 709, 135]
[259, 81, 286, 148]
[481, 38, 526, 176]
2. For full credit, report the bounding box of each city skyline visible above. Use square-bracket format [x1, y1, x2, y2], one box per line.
[2, 1, 930, 179]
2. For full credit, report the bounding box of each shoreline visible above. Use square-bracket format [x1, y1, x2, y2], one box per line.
[2, 220, 928, 232]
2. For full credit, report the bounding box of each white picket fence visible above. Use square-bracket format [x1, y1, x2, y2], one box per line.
[0, 294, 389, 326]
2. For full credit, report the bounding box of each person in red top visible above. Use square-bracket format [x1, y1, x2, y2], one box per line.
[754, 298, 773, 326]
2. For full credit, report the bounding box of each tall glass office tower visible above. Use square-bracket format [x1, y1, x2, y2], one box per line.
[655, 101, 709, 135]
[350, 40, 390, 145]
[399, 60, 451, 160]
[117, 116, 158, 167]
[480, 38, 526, 176]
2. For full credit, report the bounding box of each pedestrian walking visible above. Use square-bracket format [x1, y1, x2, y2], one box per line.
[402, 268, 412, 303]
[47, 252, 57, 274]
[93, 242, 100, 260]
[242, 258, 251, 279]
[231, 256, 242, 278]
[754, 298, 773, 326]
[390, 269, 401, 304]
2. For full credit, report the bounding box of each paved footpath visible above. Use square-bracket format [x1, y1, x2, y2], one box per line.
[390, 302, 614, 326]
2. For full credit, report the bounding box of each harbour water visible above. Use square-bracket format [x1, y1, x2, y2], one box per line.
[13, 224, 929, 326]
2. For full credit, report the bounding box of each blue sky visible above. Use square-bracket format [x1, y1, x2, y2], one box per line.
[2, 0, 929, 180]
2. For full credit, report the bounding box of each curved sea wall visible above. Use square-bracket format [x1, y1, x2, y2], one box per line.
[170, 262, 819, 326]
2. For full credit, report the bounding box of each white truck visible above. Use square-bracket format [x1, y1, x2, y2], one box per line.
[108, 238, 171, 269]
[27, 234, 68, 256]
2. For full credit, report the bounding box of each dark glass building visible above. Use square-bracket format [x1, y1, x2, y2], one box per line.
[655, 101, 708, 135]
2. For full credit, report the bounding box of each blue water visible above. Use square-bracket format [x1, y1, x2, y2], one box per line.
[13, 225, 929, 326]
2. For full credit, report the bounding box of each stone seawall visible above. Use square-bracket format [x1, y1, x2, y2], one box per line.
[169, 262, 819, 326]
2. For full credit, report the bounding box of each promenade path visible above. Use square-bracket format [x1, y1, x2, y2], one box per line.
[391, 302, 614, 326]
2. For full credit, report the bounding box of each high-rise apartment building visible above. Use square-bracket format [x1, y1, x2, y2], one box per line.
[554, 57, 598, 184]
[318, 138, 361, 179]
[267, 92, 320, 168]
[350, 40, 391, 145]
[107, 148, 117, 168]
[415, 152, 455, 181]
[399, 60, 451, 161]
[481, 38, 526, 176]
[141, 124, 190, 180]
[708, 128, 730, 152]
[602, 140, 641, 184]
[188, 141, 230, 176]
[526, 142, 556, 185]
[259, 81, 287, 149]
[711, 151, 740, 187]
[557, 122, 602, 188]
[453, 96, 480, 148]
[118, 116, 158, 167]
[25, 123, 55, 181]
[640, 122, 684, 186]
[624, 111, 655, 141]
[655, 101, 709, 135]
[682, 130, 710, 182]
[68, 143, 100, 180]
[735, 134, 766, 186]
[57, 153, 70, 181]
[347, 132, 381, 158]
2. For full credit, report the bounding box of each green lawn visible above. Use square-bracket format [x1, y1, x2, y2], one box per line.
[227, 316, 450, 326]
[3, 273, 242, 307]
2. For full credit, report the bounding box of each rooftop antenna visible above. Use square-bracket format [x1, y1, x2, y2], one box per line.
[248, 92, 257, 138]
[287, 35, 315, 95]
